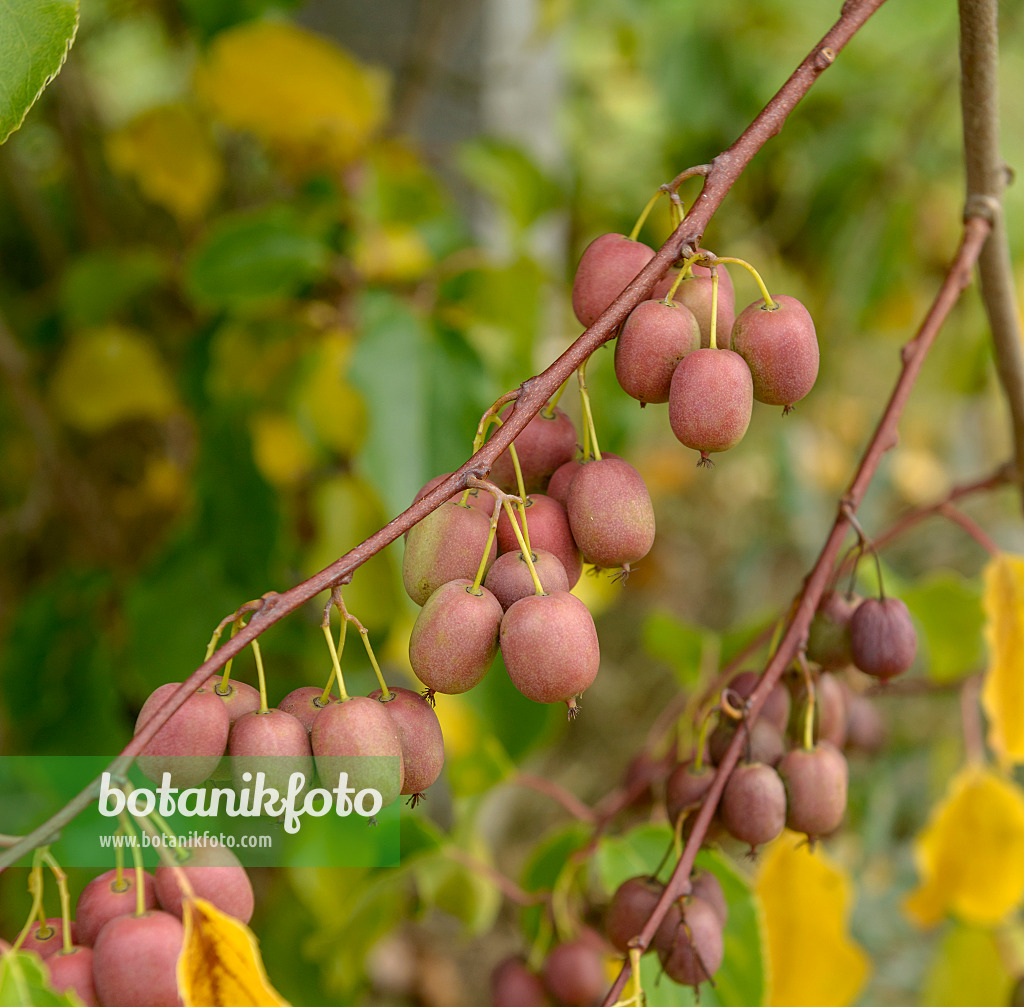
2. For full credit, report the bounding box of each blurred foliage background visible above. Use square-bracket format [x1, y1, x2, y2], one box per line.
[1, 0, 1023, 1004]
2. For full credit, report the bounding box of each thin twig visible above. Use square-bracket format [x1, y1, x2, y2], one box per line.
[959, 0, 1024, 515]
[513, 772, 598, 825]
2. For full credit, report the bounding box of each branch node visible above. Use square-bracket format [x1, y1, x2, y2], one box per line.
[815, 46, 837, 68]
[964, 193, 1001, 224]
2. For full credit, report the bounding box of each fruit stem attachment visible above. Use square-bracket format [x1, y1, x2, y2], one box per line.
[665, 251, 707, 299]
[251, 638, 269, 714]
[709, 267, 720, 350]
[692, 709, 717, 773]
[543, 382, 568, 417]
[471, 495, 502, 593]
[117, 812, 150, 915]
[713, 256, 777, 309]
[12, 848, 48, 952]
[350, 614, 391, 701]
[41, 851, 73, 953]
[577, 361, 602, 461]
[628, 189, 664, 242]
[501, 497, 546, 595]
[321, 620, 350, 703]
[798, 655, 816, 752]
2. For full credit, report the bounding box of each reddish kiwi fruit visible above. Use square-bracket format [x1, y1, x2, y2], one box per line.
[412, 472, 493, 516]
[666, 759, 715, 828]
[311, 695, 405, 807]
[278, 685, 338, 732]
[542, 935, 607, 1006]
[408, 579, 503, 694]
[490, 955, 551, 1007]
[565, 456, 655, 570]
[720, 761, 787, 853]
[497, 494, 582, 588]
[806, 592, 860, 670]
[844, 692, 886, 754]
[546, 458, 582, 507]
[778, 741, 848, 840]
[849, 597, 917, 680]
[201, 677, 262, 723]
[606, 875, 665, 954]
[656, 895, 724, 988]
[572, 232, 656, 327]
[484, 549, 570, 610]
[45, 946, 98, 1006]
[668, 347, 754, 464]
[690, 870, 727, 928]
[402, 501, 497, 606]
[653, 259, 736, 349]
[154, 838, 254, 924]
[723, 671, 791, 734]
[731, 295, 819, 409]
[134, 682, 230, 789]
[17, 918, 72, 958]
[489, 406, 579, 494]
[75, 868, 157, 946]
[92, 910, 183, 1007]
[615, 298, 701, 404]
[500, 591, 600, 713]
[708, 717, 784, 768]
[788, 671, 848, 749]
[228, 707, 314, 797]
[369, 686, 445, 797]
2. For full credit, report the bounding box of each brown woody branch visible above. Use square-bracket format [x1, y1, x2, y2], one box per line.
[0, 0, 889, 872]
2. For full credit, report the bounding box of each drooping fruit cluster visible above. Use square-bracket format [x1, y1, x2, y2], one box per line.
[5, 840, 254, 1007]
[489, 929, 609, 1007]
[571, 232, 820, 465]
[404, 401, 657, 717]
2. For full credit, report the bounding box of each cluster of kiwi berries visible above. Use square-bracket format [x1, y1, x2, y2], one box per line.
[2, 838, 253, 1007]
[132, 662, 444, 811]
[404, 400, 656, 717]
[573, 231, 820, 465]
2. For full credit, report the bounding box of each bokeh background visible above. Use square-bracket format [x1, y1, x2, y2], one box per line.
[1, 0, 1023, 1004]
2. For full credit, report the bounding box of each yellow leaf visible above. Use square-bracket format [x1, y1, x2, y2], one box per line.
[904, 764, 1024, 927]
[178, 896, 291, 1007]
[351, 224, 433, 283]
[980, 553, 1024, 765]
[249, 412, 317, 488]
[294, 334, 367, 457]
[107, 105, 222, 222]
[50, 325, 177, 433]
[195, 22, 388, 169]
[755, 831, 870, 1007]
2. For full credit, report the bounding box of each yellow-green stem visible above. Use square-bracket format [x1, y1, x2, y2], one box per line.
[514, 496, 534, 556]
[117, 813, 149, 916]
[252, 638, 269, 714]
[577, 362, 602, 461]
[322, 623, 350, 702]
[471, 496, 502, 593]
[41, 851, 73, 953]
[714, 256, 776, 308]
[709, 268, 720, 350]
[12, 850, 47, 951]
[113, 830, 126, 884]
[800, 660, 816, 752]
[501, 498, 545, 594]
[356, 623, 391, 700]
[665, 251, 705, 301]
[693, 709, 716, 773]
[222, 619, 242, 683]
[628, 189, 664, 242]
[543, 382, 568, 417]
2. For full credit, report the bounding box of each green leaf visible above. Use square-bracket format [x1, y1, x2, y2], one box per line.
[446, 734, 514, 798]
[184, 206, 331, 312]
[520, 822, 591, 895]
[642, 610, 716, 687]
[903, 569, 984, 683]
[412, 842, 502, 935]
[922, 923, 1014, 1007]
[0, 0, 78, 144]
[0, 948, 82, 1006]
[594, 823, 674, 893]
[59, 248, 167, 327]
[178, 0, 302, 41]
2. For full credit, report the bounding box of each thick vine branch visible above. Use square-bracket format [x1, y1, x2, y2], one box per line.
[959, 0, 1024, 514]
[0, 0, 887, 873]
[599, 214, 993, 1007]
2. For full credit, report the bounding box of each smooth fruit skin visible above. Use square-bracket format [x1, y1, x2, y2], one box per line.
[731, 294, 819, 407]
[134, 682, 230, 789]
[653, 260, 736, 349]
[806, 592, 860, 670]
[228, 707, 314, 797]
[657, 895, 724, 987]
[497, 494, 582, 588]
[369, 686, 444, 795]
[154, 839, 254, 924]
[690, 870, 727, 928]
[402, 502, 497, 606]
[18, 918, 72, 958]
[489, 406, 578, 493]
[490, 956, 550, 1007]
[778, 741, 849, 839]
[615, 298, 701, 404]
[541, 937, 607, 1006]
[45, 946, 98, 1006]
[500, 592, 600, 708]
[75, 868, 157, 946]
[668, 348, 753, 459]
[408, 579, 503, 694]
[666, 760, 714, 827]
[572, 233, 655, 327]
[311, 695, 405, 807]
[278, 686, 337, 732]
[484, 549, 570, 610]
[849, 597, 917, 679]
[606, 876, 664, 953]
[92, 910, 183, 1007]
[720, 762, 787, 851]
[565, 456, 656, 570]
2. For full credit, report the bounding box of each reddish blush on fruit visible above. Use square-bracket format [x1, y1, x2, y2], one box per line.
[92, 910, 183, 1007]
[75, 868, 157, 946]
[369, 686, 445, 797]
[489, 406, 578, 493]
[497, 494, 582, 587]
[154, 838, 254, 924]
[572, 232, 655, 327]
[653, 258, 736, 349]
[615, 298, 700, 404]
